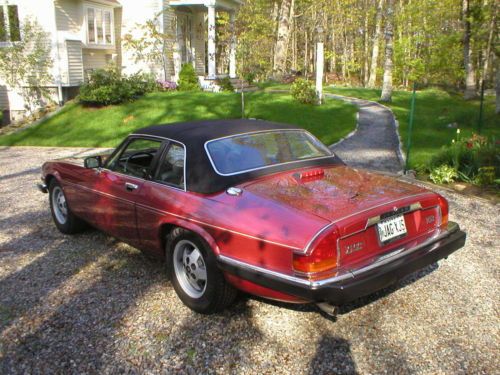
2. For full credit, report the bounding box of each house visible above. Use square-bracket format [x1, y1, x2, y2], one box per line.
[0, 0, 242, 123]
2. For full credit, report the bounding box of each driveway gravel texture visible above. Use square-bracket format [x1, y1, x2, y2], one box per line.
[0, 146, 499, 375]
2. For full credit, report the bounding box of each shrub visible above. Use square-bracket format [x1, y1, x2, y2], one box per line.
[291, 79, 317, 105]
[177, 64, 200, 91]
[243, 72, 256, 85]
[79, 68, 157, 106]
[429, 165, 458, 184]
[428, 132, 499, 185]
[157, 79, 177, 91]
[127, 72, 158, 97]
[217, 77, 234, 92]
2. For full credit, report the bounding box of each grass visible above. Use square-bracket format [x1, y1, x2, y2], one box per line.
[324, 86, 499, 168]
[0, 91, 357, 148]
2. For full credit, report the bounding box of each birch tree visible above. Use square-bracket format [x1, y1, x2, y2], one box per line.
[367, 0, 384, 87]
[380, 0, 394, 102]
[273, 0, 294, 77]
[463, 0, 477, 99]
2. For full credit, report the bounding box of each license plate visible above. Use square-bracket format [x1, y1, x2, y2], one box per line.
[377, 214, 407, 243]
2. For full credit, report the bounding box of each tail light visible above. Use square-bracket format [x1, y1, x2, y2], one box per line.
[293, 226, 339, 279]
[437, 195, 449, 228]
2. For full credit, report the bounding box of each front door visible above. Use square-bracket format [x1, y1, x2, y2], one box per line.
[92, 137, 164, 244]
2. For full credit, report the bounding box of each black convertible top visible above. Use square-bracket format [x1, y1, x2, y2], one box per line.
[133, 119, 343, 194]
[134, 119, 299, 145]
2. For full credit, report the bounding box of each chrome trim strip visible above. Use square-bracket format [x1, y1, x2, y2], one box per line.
[219, 222, 459, 289]
[217, 254, 355, 287]
[204, 129, 334, 177]
[136, 203, 303, 251]
[343, 201, 425, 241]
[300, 193, 432, 255]
[127, 134, 188, 192]
[63, 180, 303, 250]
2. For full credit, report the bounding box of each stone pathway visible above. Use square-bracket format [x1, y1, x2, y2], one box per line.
[328, 94, 404, 173]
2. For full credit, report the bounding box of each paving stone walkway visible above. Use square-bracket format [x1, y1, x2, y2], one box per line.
[328, 94, 404, 173]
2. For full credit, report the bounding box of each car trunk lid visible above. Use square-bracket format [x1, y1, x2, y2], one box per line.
[243, 165, 443, 266]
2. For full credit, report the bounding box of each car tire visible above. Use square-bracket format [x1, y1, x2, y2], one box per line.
[166, 227, 237, 314]
[48, 179, 86, 234]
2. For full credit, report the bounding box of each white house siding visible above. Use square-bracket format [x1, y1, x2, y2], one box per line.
[66, 40, 84, 84]
[0, 86, 8, 110]
[191, 10, 205, 75]
[82, 49, 110, 72]
[119, 0, 165, 79]
[0, 0, 57, 113]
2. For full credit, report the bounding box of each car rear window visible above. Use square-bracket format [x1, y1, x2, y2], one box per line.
[205, 130, 332, 175]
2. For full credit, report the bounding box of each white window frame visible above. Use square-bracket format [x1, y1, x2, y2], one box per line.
[0, 3, 21, 47]
[83, 4, 114, 48]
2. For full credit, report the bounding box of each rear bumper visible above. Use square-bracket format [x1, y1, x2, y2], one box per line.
[218, 222, 466, 304]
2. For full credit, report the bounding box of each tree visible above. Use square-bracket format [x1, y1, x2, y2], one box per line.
[273, 0, 294, 77]
[0, 18, 53, 114]
[123, 12, 173, 81]
[380, 0, 394, 102]
[463, 0, 477, 99]
[367, 0, 384, 88]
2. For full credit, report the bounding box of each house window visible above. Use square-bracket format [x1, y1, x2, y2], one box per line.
[0, 4, 21, 42]
[85, 6, 113, 46]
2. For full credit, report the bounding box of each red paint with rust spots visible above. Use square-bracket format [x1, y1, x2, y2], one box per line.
[42, 158, 446, 303]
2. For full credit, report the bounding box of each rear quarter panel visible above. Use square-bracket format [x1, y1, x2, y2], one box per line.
[135, 181, 330, 273]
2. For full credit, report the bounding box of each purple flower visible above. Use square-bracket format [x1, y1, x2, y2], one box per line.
[156, 80, 177, 91]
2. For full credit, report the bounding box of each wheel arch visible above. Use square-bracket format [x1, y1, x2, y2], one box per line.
[160, 218, 221, 257]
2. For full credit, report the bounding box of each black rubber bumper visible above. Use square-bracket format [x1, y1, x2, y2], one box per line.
[218, 222, 466, 304]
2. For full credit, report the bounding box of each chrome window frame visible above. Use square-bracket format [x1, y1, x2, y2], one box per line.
[204, 129, 334, 177]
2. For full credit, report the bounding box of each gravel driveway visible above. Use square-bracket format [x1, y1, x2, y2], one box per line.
[0, 146, 498, 374]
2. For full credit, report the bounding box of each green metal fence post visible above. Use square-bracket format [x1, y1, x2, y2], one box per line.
[405, 82, 417, 173]
[478, 80, 485, 135]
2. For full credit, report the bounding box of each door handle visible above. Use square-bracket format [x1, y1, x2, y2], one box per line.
[125, 182, 139, 191]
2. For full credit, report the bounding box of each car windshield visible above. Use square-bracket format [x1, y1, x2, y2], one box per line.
[205, 130, 332, 175]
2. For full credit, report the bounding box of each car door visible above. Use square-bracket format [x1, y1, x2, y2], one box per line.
[135, 141, 187, 255]
[91, 136, 165, 244]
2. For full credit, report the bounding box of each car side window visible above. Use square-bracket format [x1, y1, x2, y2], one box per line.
[155, 143, 185, 189]
[107, 138, 162, 179]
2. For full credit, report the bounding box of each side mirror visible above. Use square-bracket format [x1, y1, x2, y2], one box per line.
[84, 155, 103, 169]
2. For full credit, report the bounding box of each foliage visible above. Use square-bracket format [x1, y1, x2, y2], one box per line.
[122, 13, 173, 80]
[429, 165, 458, 184]
[0, 18, 53, 112]
[79, 68, 157, 106]
[235, 0, 497, 90]
[177, 64, 200, 92]
[217, 77, 234, 92]
[0, 91, 357, 148]
[243, 72, 256, 85]
[325, 86, 499, 168]
[429, 132, 499, 185]
[291, 79, 317, 105]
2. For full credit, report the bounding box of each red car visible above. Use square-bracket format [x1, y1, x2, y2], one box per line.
[38, 120, 466, 315]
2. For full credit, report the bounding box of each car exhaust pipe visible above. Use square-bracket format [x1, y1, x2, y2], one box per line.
[316, 302, 339, 317]
[37, 183, 48, 194]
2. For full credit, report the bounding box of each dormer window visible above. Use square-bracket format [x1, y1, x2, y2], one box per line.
[85, 5, 113, 46]
[0, 4, 21, 43]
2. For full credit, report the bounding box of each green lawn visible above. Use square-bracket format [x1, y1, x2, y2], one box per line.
[324, 87, 499, 168]
[0, 91, 357, 148]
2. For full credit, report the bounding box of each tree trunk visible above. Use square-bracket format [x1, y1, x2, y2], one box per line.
[496, 55, 500, 114]
[363, 6, 370, 86]
[330, 18, 336, 73]
[380, 0, 394, 102]
[367, 0, 384, 88]
[463, 0, 477, 99]
[273, 0, 294, 77]
[480, 1, 497, 83]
